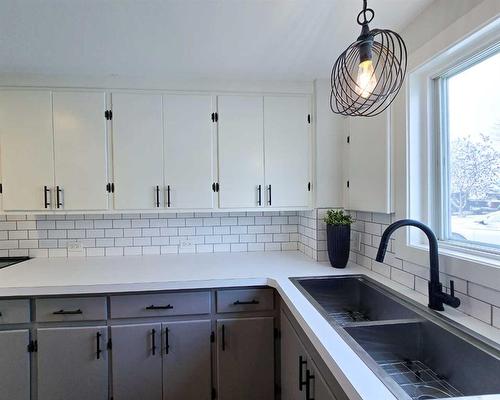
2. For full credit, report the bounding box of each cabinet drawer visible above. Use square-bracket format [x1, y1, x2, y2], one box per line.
[0, 299, 30, 324]
[35, 297, 107, 322]
[110, 291, 210, 319]
[216, 288, 274, 313]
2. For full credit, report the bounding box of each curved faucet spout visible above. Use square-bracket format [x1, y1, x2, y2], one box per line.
[375, 219, 460, 311]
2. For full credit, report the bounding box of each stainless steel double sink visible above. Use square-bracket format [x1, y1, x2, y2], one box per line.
[291, 275, 500, 400]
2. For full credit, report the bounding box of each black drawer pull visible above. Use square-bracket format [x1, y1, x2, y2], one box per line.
[151, 329, 157, 355]
[268, 184, 272, 205]
[53, 309, 83, 315]
[56, 186, 63, 208]
[155, 185, 160, 208]
[145, 304, 173, 310]
[44, 186, 51, 208]
[166, 185, 171, 207]
[221, 324, 226, 351]
[165, 327, 170, 355]
[96, 332, 102, 359]
[299, 356, 307, 391]
[257, 185, 262, 206]
[305, 369, 315, 400]
[233, 299, 260, 305]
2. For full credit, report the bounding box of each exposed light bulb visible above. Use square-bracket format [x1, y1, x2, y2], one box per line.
[355, 60, 377, 98]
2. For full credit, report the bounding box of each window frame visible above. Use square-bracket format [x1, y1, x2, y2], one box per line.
[435, 44, 500, 256]
[395, 12, 500, 279]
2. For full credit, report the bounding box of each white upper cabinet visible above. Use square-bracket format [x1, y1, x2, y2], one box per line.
[0, 90, 55, 211]
[217, 95, 264, 209]
[112, 93, 164, 210]
[264, 96, 310, 208]
[53, 91, 108, 211]
[164, 94, 215, 209]
[347, 109, 393, 213]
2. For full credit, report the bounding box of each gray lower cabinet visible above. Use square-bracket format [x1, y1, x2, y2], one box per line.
[111, 323, 162, 400]
[307, 360, 337, 400]
[281, 313, 308, 400]
[110, 320, 211, 400]
[0, 329, 30, 400]
[281, 312, 336, 400]
[162, 320, 211, 400]
[37, 326, 109, 400]
[217, 317, 275, 400]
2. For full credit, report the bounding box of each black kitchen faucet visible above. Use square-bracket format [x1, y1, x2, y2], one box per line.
[376, 219, 461, 311]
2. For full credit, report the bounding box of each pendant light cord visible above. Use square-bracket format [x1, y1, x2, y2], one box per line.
[357, 0, 374, 26]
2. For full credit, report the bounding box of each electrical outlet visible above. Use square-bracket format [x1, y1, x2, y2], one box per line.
[67, 240, 84, 255]
[180, 239, 193, 248]
[352, 231, 361, 252]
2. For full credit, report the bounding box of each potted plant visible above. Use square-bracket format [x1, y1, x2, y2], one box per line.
[323, 210, 354, 268]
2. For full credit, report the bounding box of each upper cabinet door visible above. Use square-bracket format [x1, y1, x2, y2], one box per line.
[112, 93, 164, 210]
[53, 91, 108, 211]
[164, 94, 215, 209]
[217, 95, 264, 208]
[264, 96, 311, 208]
[347, 109, 392, 213]
[0, 90, 54, 211]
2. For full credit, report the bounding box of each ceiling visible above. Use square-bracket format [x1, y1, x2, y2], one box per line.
[0, 0, 433, 81]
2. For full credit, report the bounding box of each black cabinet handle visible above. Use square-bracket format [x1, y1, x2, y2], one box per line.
[44, 186, 51, 208]
[151, 329, 156, 355]
[233, 299, 259, 305]
[257, 185, 262, 206]
[166, 185, 171, 208]
[53, 309, 82, 315]
[155, 186, 160, 208]
[306, 369, 315, 400]
[96, 332, 102, 360]
[165, 327, 169, 355]
[299, 356, 307, 391]
[145, 304, 173, 310]
[56, 186, 62, 208]
[221, 324, 226, 351]
[268, 185, 272, 205]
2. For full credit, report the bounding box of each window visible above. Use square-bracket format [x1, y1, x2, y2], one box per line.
[440, 48, 500, 251]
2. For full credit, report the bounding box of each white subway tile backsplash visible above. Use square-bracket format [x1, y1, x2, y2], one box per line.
[493, 307, 500, 329]
[0, 211, 299, 259]
[468, 282, 500, 308]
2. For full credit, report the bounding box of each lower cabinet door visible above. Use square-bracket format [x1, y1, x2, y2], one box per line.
[37, 326, 108, 400]
[281, 313, 308, 400]
[217, 317, 275, 400]
[162, 320, 211, 400]
[0, 329, 30, 400]
[111, 323, 162, 400]
[306, 360, 337, 400]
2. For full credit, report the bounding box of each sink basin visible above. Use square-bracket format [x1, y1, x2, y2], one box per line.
[345, 321, 500, 399]
[296, 276, 418, 325]
[291, 275, 500, 399]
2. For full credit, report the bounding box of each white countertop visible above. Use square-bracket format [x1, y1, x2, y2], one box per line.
[1, 251, 499, 400]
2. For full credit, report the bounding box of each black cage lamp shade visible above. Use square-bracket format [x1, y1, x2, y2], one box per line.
[330, 0, 407, 117]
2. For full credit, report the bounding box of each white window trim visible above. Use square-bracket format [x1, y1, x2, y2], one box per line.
[392, 2, 500, 290]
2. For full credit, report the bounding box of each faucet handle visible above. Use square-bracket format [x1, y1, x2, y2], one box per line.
[450, 280, 455, 297]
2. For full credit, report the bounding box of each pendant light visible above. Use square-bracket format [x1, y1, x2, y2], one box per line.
[330, 0, 407, 117]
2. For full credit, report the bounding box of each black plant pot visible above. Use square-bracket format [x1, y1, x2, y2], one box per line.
[326, 224, 351, 268]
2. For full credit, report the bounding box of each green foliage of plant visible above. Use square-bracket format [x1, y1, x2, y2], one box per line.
[323, 209, 354, 226]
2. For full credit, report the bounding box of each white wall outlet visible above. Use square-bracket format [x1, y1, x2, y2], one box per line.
[352, 231, 361, 252]
[180, 239, 193, 248]
[67, 240, 84, 255]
